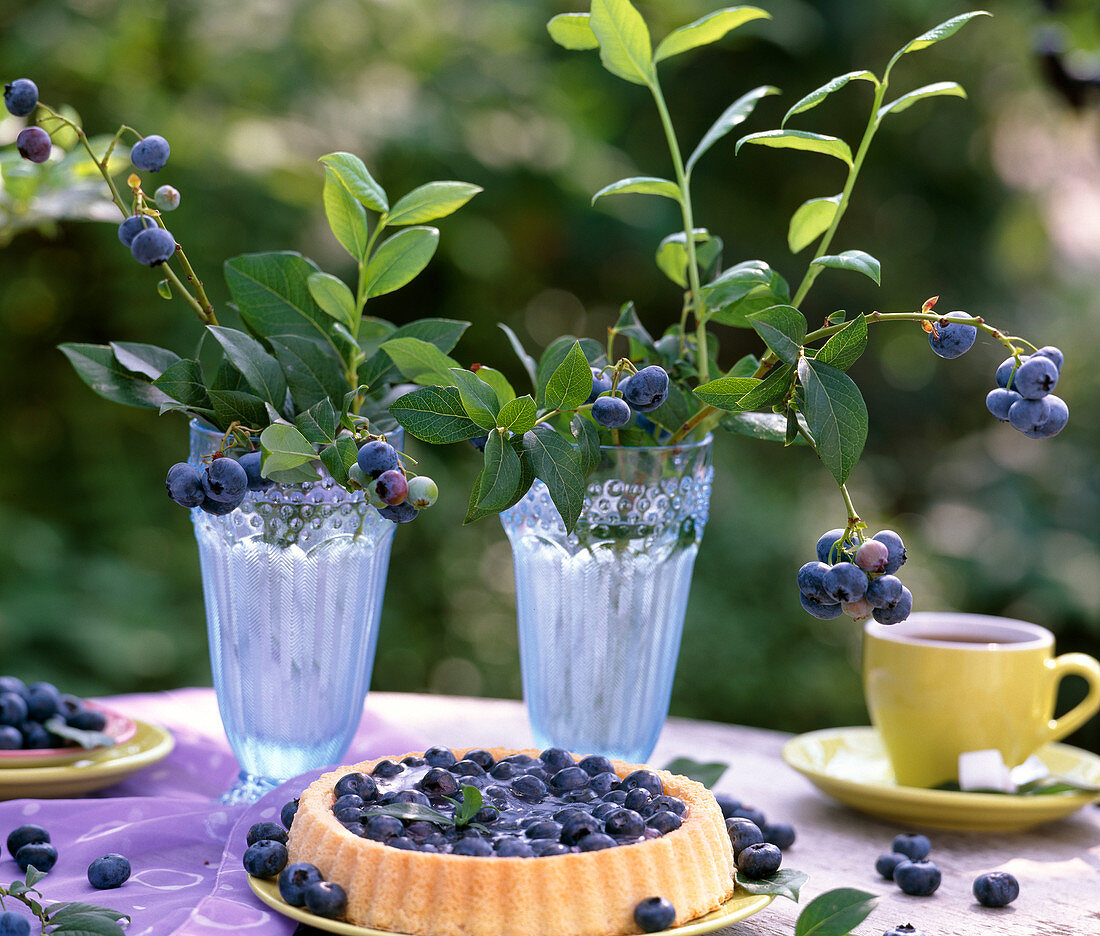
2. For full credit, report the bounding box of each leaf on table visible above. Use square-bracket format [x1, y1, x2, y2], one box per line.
[663, 757, 728, 787]
[793, 887, 879, 936]
[736, 868, 809, 902]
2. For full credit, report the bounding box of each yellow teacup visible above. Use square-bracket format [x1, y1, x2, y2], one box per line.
[863, 612, 1100, 788]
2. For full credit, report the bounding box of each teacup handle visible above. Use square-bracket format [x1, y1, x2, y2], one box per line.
[1044, 652, 1100, 744]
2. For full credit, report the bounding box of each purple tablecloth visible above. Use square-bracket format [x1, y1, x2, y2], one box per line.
[0, 688, 429, 934]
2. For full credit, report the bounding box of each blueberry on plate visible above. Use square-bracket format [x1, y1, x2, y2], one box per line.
[634, 897, 676, 933]
[87, 853, 131, 889]
[278, 862, 323, 906]
[281, 798, 299, 830]
[243, 840, 288, 878]
[304, 880, 348, 919]
[247, 821, 288, 847]
[973, 871, 1019, 907]
[736, 842, 782, 879]
[725, 817, 764, 857]
[893, 858, 941, 896]
[621, 769, 664, 797]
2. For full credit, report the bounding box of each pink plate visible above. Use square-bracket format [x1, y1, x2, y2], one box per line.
[0, 703, 137, 769]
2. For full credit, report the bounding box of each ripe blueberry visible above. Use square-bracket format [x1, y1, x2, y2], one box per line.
[304, 880, 348, 918]
[592, 396, 631, 428]
[281, 798, 299, 829]
[16, 841, 58, 873]
[452, 836, 493, 856]
[622, 769, 663, 797]
[928, 311, 977, 359]
[550, 766, 589, 791]
[247, 821, 288, 847]
[6, 825, 49, 859]
[0, 911, 30, 936]
[16, 126, 51, 163]
[1013, 355, 1058, 400]
[876, 852, 906, 880]
[375, 469, 408, 506]
[165, 462, 205, 507]
[855, 540, 889, 573]
[131, 227, 176, 266]
[278, 862, 324, 906]
[203, 457, 248, 504]
[634, 897, 676, 933]
[243, 840, 288, 878]
[737, 842, 782, 879]
[816, 529, 856, 564]
[579, 754, 614, 776]
[725, 817, 764, 856]
[799, 592, 843, 620]
[646, 810, 682, 834]
[357, 440, 399, 478]
[406, 475, 438, 509]
[763, 821, 795, 850]
[4, 79, 38, 117]
[237, 452, 272, 491]
[154, 184, 180, 211]
[866, 574, 904, 609]
[894, 858, 941, 896]
[25, 682, 60, 721]
[882, 927, 925, 936]
[469, 435, 488, 452]
[578, 832, 617, 851]
[0, 726, 20, 749]
[872, 530, 907, 574]
[620, 365, 670, 412]
[0, 692, 29, 726]
[130, 134, 170, 172]
[985, 388, 1021, 422]
[823, 562, 868, 603]
[495, 838, 535, 857]
[1009, 395, 1068, 439]
[540, 747, 575, 772]
[87, 853, 131, 889]
[118, 214, 156, 247]
[587, 367, 612, 404]
[67, 708, 106, 731]
[973, 870, 1019, 907]
[379, 501, 418, 523]
[1033, 345, 1063, 371]
[425, 746, 457, 767]
[872, 586, 913, 625]
[892, 833, 931, 860]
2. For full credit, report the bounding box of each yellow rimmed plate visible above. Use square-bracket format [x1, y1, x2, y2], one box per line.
[247, 876, 773, 936]
[0, 719, 174, 799]
[783, 726, 1100, 831]
[0, 705, 138, 769]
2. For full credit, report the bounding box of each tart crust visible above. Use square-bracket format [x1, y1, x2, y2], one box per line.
[288, 748, 735, 936]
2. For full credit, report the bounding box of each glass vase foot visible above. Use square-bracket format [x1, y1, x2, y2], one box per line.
[219, 770, 280, 806]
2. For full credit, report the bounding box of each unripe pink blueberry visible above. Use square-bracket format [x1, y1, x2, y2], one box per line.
[375, 469, 408, 506]
[843, 598, 874, 622]
[855, 539, 890, 573]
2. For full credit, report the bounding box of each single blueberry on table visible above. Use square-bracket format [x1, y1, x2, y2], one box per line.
[304, 880, 348, 919]
[816, 528, 856, 564]
[357, 440, 400, 478]
[872, 530, 907, 574]
[586, 367, 612, 404]
[237, 451, 273, 491]
[985, 387, 1021, 422]
[165, 462, 205, 507]
[243, 840, 288, 878]
[16, 126, 51, 163]
[247, 821, 288, 847]
[730, 805, 767, 828]
[130, 134, 170, 172]
[0, 692, 29, 726]
[634, 897, 676, 933]
[620, 365, 670, 412]
[928, 311, 977, 359]
[737, 842, 783, 879]
[118, 214, 156, 247]
[379, 501, 418, 523]
[973, 870, 1019, 907]
[893, 858, 941, 896]
[872, 586, 913, 625]
[866, 574, 904, 610]
[4, 78, 39, 117]
[892, 833, 931, 860]
[725, 817, 764, 857]
[278, 862, 324, 906]
[763, 821, 796, 851]
[799, 592, 843, 620]
[882, 926, 925, 936]
[0, 726, 21, 749]
[131, 226, 176, 266]
[0, 911, 31, 936]
[16, 841, 58, 873]
[823, 562, 868, 603]
[1013, 355, 1059, 400]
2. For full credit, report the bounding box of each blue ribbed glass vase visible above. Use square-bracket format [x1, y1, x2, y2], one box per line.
[500, 435, 713, 763]
[189, 421, 400, 804]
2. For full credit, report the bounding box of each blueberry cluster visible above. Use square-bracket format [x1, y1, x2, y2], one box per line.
[797, 529, 911, 624]
[589, 365, 670, 430]
[165, 455, 253, 515]
[325, 747, 686, 858]
[986, 346, 1068, 439]
[118, 213, 176, 267]
[0, 675, 107, 751]
[714, 793, 791, 880]
[353, 439, 438, 523]
[5, 824, 57, 875]
[241, 819, 349, 919]
[875, 833, 940, 896]
[5, 77, 52, 166]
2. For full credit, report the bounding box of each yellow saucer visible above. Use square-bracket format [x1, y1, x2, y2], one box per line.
[247, 876, 773, 936]
[783, 726, 1100, 831]
[0, 720, 174, 800]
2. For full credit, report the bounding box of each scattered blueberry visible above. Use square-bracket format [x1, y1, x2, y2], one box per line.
[882, 927, 925, 936]
[892, 833, 931, 860]
[620, 365, 670, 412]
[1013, 355, 1059, 400]
[737, 842, 782, 879]
[4, 78, 38, 117]
[130, 226, 176, 266]
[118, 214, 156, 247]
[928, 311, 977, 359]
[278, 862, 324, 906]
[763, 821, 795, 850]
[894, 858, 941, 896]
[238, 452, 273, 491]
[304, 880, 348, 919]
[87, 853, 131, 889]
[973, 871, 1019, 907]
[130, 134, 170, 172]
[154, 184, 180, 211]
[16, 126, 51, 163]
[243, 840, 288, 878]
[0, 911, 30, 936]
[634, 897, 676, 933]
[15, 841, 58, 873]
[730, 805, 766, 827]
[165, 462, 205, 507]
[876, 852, 907, 880]
[406, 475, 438, 509]
[247, 821, 289, 847]
[7, 825, 49, 859]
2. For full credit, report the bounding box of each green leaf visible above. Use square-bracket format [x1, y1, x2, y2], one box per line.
[380, 336, 461, 385]
[662, 757, 727, 787]
[208, 389, 267, 428]
[655, 229, 715, 288]
[523, 426, 585, 532]
[611, 301, 655, 353]
[687, 85, 780, 174]
[42, 718, 113, 750]
[497, 395, 537, 433]
[322, 168, 369, 261]
[385, 181, 482, 226]
[736, 868, 809, 902]
[464, 437, 534, 524]
[728, 353, 760, 378]
[589, 0, 655, 87]
[207, 325, 288, 410]
[294, 399, 338, 445]
[814, 313, 867, 371]
[153, 359, 212, 408]
[885, 11, 991, 77]
[59, 343, 172, 410]
[224, 252, 338, 357]
[722, 410, 807, 444]
[307, 272, 357, 333]
[498, 323, 538, 390]
[266, 462, 322, 484]
[536, 336, 604, 404]
[734, 363, 794, 412]
[547, 12, 600, 50]
[47, 904, 129, 924]
[654, 6, 770, 62]
[318, 152, 388, 212]
[108, 342, 180, 380]
[453, 785, 484, 826]
[49, 913, 128, 936]
[572, 414, 601, 478]
[359, 318, 469, 389]
[701, 260, 782, 314]
[747, 305, 807, 365]
[592, 176, 682, 205]
[450, 367, 501, 430]
[811, 249, 881, 285]
[363, 227, 440, 299]
[693, 376, 760, 411]
[473, 367, 515, 406]
[736, 130, 853, 167]
[477, 431, 522, 511]
[794, 887, 879, 936]
[796, 358, 867, 485]
[878, 81, 967, 119]
[781, 71, 878, 127]
[362, 803, 453, 826]
[646, 381, 694, 434]
[259, 424, 317, 477]
[544, 341, 593, 411]
[269, 335, 349, 411]
[319, 436, 358, 486]
[391, 386, 485, 444]
[787, 194, 841, 254]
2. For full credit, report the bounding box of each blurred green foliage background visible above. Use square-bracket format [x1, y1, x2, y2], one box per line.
[2, 0, 1098, 753]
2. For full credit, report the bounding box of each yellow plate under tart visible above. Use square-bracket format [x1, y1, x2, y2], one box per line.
[782, 726, 1100, 831]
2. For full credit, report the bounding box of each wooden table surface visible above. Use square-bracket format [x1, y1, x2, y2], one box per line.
[368, 693, 1100, 936]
